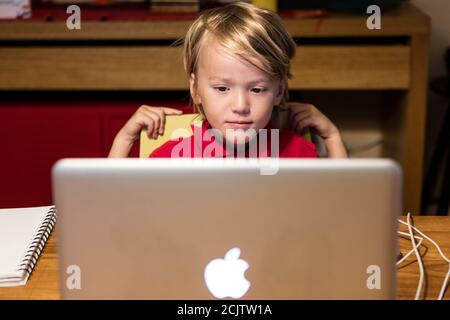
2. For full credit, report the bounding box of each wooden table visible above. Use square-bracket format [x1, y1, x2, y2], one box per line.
[396, 216, 450, 299]
[1, 216, 448, 300]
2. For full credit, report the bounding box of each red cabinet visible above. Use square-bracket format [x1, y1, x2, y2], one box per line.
[0, 99, 189, 208]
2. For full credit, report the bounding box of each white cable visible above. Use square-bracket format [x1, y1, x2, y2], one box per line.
[405, 213, 425, 300]
[398, 219, 450, 264]
[397, 232, 424, 266]
[397, 214, 450, 300]
[440, 270, 450, 300]
[399, 216, 450, 299]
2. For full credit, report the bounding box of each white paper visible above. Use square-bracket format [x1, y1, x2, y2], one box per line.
[0, 205, 54, 286]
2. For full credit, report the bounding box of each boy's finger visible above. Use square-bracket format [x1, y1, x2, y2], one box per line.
[293, 114, 312, 131]
[147, 112, 161, 139]
[144, 110, 162, 137]
[159, 115, 165, 135]
[141, 111, 157, 138]
[161, 107, 183, 115]
[150, 108, 167, 135]
[291, 112, 310, 128]
[297, 118, 315, 134]
[146, 118, 155, 139]
[141, 105, 164, 114]
[288, 108, 308, 120]
[153, 109, 167, 134]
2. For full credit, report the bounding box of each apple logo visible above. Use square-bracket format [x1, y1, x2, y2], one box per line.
[204, 247, 251, 299]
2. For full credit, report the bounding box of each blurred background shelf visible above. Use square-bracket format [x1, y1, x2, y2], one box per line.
[0, 3, 428, 39]
[0, 2, 430, 215]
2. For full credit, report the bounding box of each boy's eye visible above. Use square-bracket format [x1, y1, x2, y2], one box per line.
[214, 86, 229, 92]
[213, 86, 266, 93]
[251, 87, 266, 93]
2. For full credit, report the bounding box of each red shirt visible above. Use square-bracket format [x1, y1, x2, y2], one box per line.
[149, 121, 318, 158]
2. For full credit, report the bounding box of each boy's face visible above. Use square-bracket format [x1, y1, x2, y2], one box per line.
[190, 36, 285, 145]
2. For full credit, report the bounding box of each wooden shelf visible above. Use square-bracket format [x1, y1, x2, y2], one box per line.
[0, 3, 429, 40]
[0, 3, 431, 214]
[0, 45, 410, 90]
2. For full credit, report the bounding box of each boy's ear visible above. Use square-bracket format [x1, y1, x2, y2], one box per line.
[274, 78, 287, 106]
[189, 73, 201, 105]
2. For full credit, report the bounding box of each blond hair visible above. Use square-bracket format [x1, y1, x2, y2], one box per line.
[180, 1, 296, 128]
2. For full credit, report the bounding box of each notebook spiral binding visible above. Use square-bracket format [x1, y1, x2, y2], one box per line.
[17, 206, 57, 276]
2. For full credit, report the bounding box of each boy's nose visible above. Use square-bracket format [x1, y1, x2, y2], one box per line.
[231, 91, 250, 115]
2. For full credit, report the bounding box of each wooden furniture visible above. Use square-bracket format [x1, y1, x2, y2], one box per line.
[396, 216, 450, 299]
[421, 52, 450, 216]
[0, 3, 430, 213]
[0, 216, 448, 300]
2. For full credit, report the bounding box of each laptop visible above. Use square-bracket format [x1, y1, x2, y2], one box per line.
[52, 158, 401, 299]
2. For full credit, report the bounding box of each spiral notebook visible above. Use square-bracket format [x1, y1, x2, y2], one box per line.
[0, 205, 57, 287]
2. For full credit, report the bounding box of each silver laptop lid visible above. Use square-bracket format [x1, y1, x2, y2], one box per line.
[52, 158, 401, 299]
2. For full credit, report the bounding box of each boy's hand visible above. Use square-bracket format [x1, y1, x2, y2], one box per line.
[118, 105, 182, 143]
[287, 102, 339, 140]
[108, 105, 182, 158]
[287, 102, 348, 158]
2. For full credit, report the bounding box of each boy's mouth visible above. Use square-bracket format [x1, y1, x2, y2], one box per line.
[225, 121, 253, 129]
[227, 120, 253, 124]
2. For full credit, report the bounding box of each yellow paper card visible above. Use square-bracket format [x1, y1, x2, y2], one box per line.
[139, 113, 203, 158]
